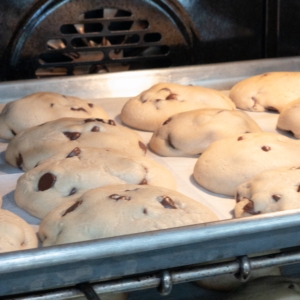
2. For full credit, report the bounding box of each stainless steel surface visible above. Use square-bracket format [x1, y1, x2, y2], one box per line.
[1, 56, 300, 102]
[9, 248, 300, 300]
[2, 57, 300, 297]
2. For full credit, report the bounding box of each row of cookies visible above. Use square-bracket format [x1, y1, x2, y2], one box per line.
[117, 73, 300, 219]
[0, 92, 219, 253]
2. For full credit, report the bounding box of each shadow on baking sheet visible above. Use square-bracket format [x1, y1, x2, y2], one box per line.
[276, 128, 297, 139]
[0, 150, 23, 174]
[189, 174, 235, 218]
[2, 190, 40, 225]
[189, 174, 232, 199]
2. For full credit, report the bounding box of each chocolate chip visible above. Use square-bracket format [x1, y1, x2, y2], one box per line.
[50, 103, 54, 107]
[158, 196, 177, 209]
[138, 141, 147, 153]
[38, 173, 56, 191]
[297, 185, 300, 193]
[166, 93, 177, 100]
[69, 188, 77, 196]
[143, 208, 148, 214]
[62, 200, 83, 216]
[139, 178, 148, 185]
[109, 194, 131, 201]
[88, 103, 94, 108]
[237, 136, 243, 141]
[168, 135, 175, 149]
[84, 118, 96, 123]
[67, 147, 81, 158]
[91, 126, 100, 132]
[272, 194, 281, 202]
[265, 106, 278, 112]
[63, 132, 81, 140]
[16, 153, 23, 169]
[243, 200, 260, 215]
[235, 193, 240, 203]
[163, 118, 172, 125]
[288, 283, 295, 289]
[11, 129, 16, 136]
[262, 146, 271, 152]
[71, 107, 87, 112]
[95, 118, 105, 123]
[93, 118, 116, 126]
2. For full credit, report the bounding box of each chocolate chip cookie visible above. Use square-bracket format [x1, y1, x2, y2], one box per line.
[0, 209, 38, 253]
[121, 82, 235, 131]
[235, 166, 300, 217]
[193, 132, 300, 196]
[6, 117, 147, 171]
[229, 72, 300, 112]
[150, 108, 261, 157]
[39, 184, 218, 246]
[15, 147, 177, 219]
[0, 92, 109, 140]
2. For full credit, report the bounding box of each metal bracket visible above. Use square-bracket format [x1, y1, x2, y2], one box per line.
[234, 256, 252, 282]
[157, 270, 173, 296]
[76, 282, 101, 300]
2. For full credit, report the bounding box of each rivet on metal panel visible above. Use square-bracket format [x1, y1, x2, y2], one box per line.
[234, 256, 252, 282]
[76, 282, 101, 300]
[157, 270, 173, 296]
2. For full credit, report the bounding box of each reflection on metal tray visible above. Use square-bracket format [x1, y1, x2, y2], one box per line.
[1, 57, 300, 297]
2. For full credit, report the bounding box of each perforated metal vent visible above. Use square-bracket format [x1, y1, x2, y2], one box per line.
[5, 0, 199, 80]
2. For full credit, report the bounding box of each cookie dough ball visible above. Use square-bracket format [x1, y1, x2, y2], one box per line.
[0, 92, 109, 140]
[149, 109, 262, 157]
[235, 166, 300, 217]
[39, 184, 218, 246]
[277, 97, 300, 138]
[229, 72, 300, 112]
[121, 82, 235, 131]
[193, 132, 300, 196]
[0, 209, 38, 253]
[15, 147, 177, 219]
[225, 276, 300, 300]
[5, 117, 147, 171]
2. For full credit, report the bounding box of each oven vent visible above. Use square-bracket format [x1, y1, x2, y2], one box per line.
[36, 7, 170, 77]
[5, 0, 199, 80]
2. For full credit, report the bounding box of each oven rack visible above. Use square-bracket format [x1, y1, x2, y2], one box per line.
[4, 247, 300, 300]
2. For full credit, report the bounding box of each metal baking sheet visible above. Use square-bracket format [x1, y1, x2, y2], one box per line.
[1, 57, 300, 296]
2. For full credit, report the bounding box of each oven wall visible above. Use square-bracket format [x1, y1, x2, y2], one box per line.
[0, 0, 299, 80]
